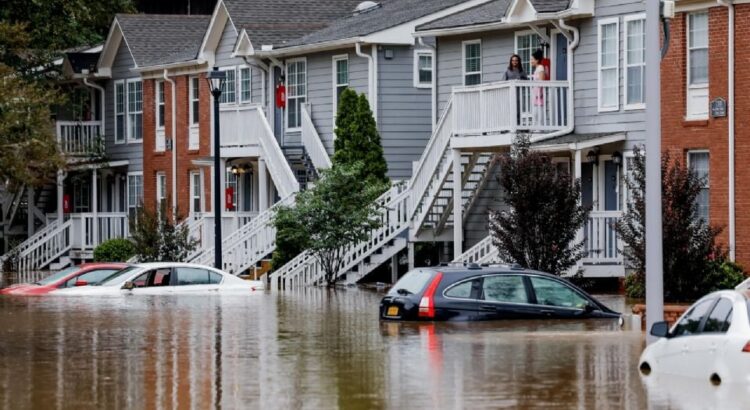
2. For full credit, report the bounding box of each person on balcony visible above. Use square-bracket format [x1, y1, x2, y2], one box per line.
[501, 54, 528, 81]
[530, 49, 547, 129]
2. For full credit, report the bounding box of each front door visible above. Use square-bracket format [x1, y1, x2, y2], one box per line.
[555, 32, 568, 81]
[581, 163, 594, 209]
[603, 160, 619, 211]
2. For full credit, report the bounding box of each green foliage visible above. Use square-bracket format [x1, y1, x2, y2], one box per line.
[703, 260, 746, 292]
[273, 162, 388, 285]
[332, 89, 389, 185]
[489, 135, 590, 275]
[128, 203, 197, 263]
[270, 211, 309, 271]
[94, 238, 135, 262]
[617, 148, 724, 302]
[624, 271, 646, 299]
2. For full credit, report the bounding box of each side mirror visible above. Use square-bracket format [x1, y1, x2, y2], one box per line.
[650, 321, 671, 338]
[74, 280, 88, 287]
[583, 301, 597, 313]
[122, 281, 135, 291]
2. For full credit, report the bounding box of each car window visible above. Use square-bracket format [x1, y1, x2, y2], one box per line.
[208, 271, 223, 285]
[98, 267, 140, 286]
[37, 266, 78, 286]
[130, 269, 171, 288]
[74, 269, 120, 286]
[388, 270, 434, 296]
[702, 298, 733, 333]
[672, 298, 715, 337]
[530, 276, 589, 309]
[176, 268, 213, 286]
[445, 280, 475, 299]
[481, 275, 528, 304]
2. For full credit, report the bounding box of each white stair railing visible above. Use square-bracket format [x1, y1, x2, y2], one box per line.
[192, 194, 296, 274]
[253, 106, 300, 198]
[271, 183, 411, 288]
[452, 235, 500, 265]
[13, 219, 73, 274]
[301, 104, 332, 170]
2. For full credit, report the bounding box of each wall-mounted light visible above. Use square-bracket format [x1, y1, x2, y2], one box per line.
[611, 151, 623, 166]
[586, 149, 599, 163]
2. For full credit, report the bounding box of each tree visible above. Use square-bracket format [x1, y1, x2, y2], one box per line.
[129, 203, 197, 262]
[270, 210, 309, 271]
[488, 135, 590, 275]
[272, 163, 388, 286]
[616, 148, 725, 301]
[332, 89, 389, 185]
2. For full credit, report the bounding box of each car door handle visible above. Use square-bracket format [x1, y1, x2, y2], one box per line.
[479, 305, 496, 311]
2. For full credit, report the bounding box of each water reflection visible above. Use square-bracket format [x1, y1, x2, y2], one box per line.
[0, 289, 743, 409]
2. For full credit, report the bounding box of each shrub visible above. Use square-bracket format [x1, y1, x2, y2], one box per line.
[702, 260, 746, 293]
[93, 238, 135, 262]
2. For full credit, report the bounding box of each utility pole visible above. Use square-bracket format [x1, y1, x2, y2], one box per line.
[645, 0, 664, 342]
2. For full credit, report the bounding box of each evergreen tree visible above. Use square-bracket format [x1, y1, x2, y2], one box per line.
[129, 203, 197, 263]
[332, 89, 388, 185]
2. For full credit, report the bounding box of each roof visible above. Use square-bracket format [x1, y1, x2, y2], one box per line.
[65, 52, 101, 73]
[116, 14, 210, 67]
[223, 0, 366, 49]
[416, 0, 570, 32]
[280, 0, 469, 48]
[531, 132, 624, 146]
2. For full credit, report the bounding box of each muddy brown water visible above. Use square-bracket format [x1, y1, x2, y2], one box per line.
[0, 288, 746, 409]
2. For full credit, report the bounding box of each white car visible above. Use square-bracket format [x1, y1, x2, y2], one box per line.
[639, 282, 750, 385]
[51, 262, 264, 296]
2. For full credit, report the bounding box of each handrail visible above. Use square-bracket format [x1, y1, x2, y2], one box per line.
[16, 219, 73, 274]
[452, 235, 499, 264]
[1, 219, 63, 264]
[301, 104, 332, 170]
[254, 106, 300, 197]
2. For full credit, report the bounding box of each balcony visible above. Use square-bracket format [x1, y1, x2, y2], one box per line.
[56, 121, 104, 158]
[452, 80, 570, 138]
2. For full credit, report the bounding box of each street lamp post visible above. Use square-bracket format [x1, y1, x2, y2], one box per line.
[207, 67, 226, 269]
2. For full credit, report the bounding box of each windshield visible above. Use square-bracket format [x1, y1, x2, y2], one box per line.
[35, 267, 79, 285]
[97, 267, 141, 287]
[387, 270, 434, 297]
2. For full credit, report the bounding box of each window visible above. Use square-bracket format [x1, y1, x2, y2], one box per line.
[156, 81, 165, 128]
[225, 169, 238, 211]
[127, 80, 143, 141]
[414, 51, 433, 88]
[625, 15, 646, 109]
[482, 275, 529, 304]
[687, 11, 709, 119]
[463, 40, 481, 86]
[703, 298, 733, 333]
[287, 59, 307, 129]
[688, 151, 709, 222]
[598, 18, 619, 112]
[530, 276, 589, 309]
[190, 171, 202, 213]
[64, 269, 120, 288]
[132, 269, 172, 288]
[127, 173, 143, 218]
[672, 298, 715, 337]
[515, 32, 542, 76]
[240, 67, 251, 103]
[156, 172, 167, 212]
[175, 267, 214, 286]
[115, 81, 125, 143]
[333, 55, 348, 116]
[444, 280, 475, 299]
[219, 67, 236, 104]
[387, 270, 433, 296]
[189, 77, 200, 150]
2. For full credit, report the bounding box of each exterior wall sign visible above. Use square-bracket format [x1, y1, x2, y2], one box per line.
[710, 97, 727, 118]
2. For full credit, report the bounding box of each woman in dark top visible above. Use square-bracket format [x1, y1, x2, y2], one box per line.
[501, 54, 528, 80]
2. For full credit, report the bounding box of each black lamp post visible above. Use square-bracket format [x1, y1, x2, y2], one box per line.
[207, 67, 226, 269]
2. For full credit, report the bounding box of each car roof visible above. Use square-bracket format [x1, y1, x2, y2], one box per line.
[79, 262, 129, 269]
[133, 262, 223, 272]
[421, 264, 559, 279]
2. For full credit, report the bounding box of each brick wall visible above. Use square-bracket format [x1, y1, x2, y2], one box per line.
[143, 72, 213, 220]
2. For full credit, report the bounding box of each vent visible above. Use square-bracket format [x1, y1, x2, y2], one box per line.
[354, 1, 380, 15]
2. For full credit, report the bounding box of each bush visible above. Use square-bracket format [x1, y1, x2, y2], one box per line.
[625, 260, 746, 301]
[94, 238, 135, 262]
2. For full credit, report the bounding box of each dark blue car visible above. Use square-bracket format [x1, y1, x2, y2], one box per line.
[379, 265, 620, 321]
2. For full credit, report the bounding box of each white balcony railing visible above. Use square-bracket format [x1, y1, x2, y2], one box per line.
[69, 213, 129, 250]
[582, 211, 623, 264]
[452, 80, 569, 136]
[56, 121, 103, 156]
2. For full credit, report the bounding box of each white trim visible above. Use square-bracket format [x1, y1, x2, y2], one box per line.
[190, 170, 203, 214]
[125, 78, 143, 144]
[189, 76, 200, 150]
[332, 54, 349, 130]
[218, 65, 237, 105]
[285, 57, 307, 132]
[597, 17, 620, 113]
[156, 171, 167, 211]
[239, 65, 252, 104]
[413, 50, 434, 88]
[114, 80, 126, 144]
[155, 80, 166, 152]
[624, 14, 646, 110]
[686, 11, 709, 120]
[462, 39, 482, 86]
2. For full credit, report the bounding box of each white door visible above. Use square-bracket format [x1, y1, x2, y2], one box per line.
[128, 268, 176, 295]
[170, 267, 221, 293]
[693, 298, 733, 378]
[658, 298, 716, 375]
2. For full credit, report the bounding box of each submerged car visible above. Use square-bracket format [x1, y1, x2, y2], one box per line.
[51, 262, 264, 295]
[0, 263, 128, 295]
[379, 265, 620, 321]
[639, 284, 750, 385]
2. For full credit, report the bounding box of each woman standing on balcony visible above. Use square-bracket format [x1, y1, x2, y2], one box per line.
[501, 54, 528, 81]
[530, 49, 547, 129]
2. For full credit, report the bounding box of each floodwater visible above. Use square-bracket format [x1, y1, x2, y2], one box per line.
[0, 289, 746, 409]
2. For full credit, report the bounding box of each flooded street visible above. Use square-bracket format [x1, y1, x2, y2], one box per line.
[0, 289, 744, 409]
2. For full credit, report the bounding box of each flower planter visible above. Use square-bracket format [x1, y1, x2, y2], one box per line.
[632, 303, 691, 331]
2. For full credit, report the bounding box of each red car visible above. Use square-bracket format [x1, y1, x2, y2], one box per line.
[0, 263, 128, 295]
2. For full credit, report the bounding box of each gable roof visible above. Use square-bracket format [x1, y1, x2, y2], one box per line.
[115, 14, 210, 68]
[416, 0, 570, 32]
[278, 0, 472, 49]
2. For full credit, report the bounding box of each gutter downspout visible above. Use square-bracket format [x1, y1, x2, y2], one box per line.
[531, 19, 579, 143]
[163, 69, 178, 220]
[355, 42, 377, 122]
[242, 56, 268, 113]
[719, 0, 736, 260]
[418, 37, 437, 133]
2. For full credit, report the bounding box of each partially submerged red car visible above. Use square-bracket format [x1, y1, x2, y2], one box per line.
[0, 263, 128, 295]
